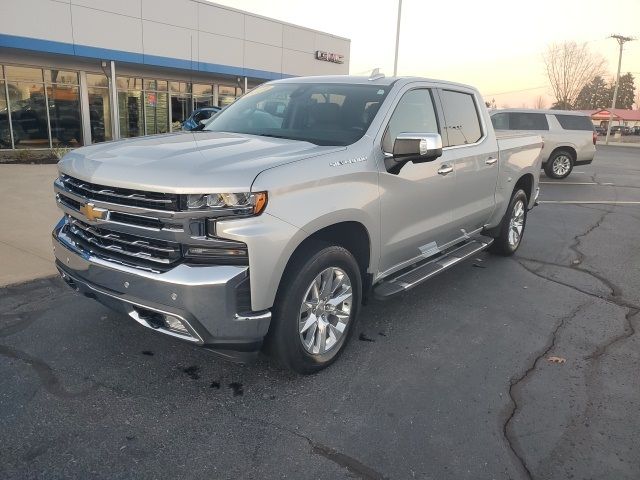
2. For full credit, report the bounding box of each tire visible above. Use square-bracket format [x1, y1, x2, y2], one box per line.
[544, 150, 573, 179]
[489, 189, 528, 256]
[266, 242, 362, 374]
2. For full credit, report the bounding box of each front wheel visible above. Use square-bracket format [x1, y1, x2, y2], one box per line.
[544, 150, 573, 179]
[266, 243, 362, 374]
[490, 189, 528, 256]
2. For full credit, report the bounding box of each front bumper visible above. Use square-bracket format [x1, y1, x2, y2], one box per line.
[52, 220, 271, 360]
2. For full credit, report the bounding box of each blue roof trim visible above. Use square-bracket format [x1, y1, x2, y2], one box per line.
[0, 33, 289, 80]
[0, 33, 74, 56]
[74, 44, 144, 64]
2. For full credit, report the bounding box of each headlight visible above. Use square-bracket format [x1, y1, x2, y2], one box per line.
[183, 191, 267, 216]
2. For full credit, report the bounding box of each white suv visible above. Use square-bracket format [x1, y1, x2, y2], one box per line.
[491, 109, 597, 179]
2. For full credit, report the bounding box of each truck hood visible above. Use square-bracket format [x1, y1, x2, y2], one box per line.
[58, 131, 343, 193]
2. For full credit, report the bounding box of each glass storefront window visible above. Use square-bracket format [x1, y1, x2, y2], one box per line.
[170, 93, 192, 131]
[118, 89, 144, 138]
[144, 79, 157, 91]
[193, 83, 214, 110]
[117, 77, 142, 91]
[47, 84, 83, 147]
[218, 85, 242, 107]
[7, 79, 50, 149]
[45, 70, 78, 85]
[192, 84, 213, 96]
[87, 74, 111, 143]
[0, 80, 10, 148]
[169, 81, 191, 94]
[87, 73, 109, 88]
[5, 66, 43, 83]
[88, 86, 111, 143]
[144, 90, 169, 135]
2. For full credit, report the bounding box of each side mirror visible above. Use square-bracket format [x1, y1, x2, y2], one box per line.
[384, 132, 443, 174]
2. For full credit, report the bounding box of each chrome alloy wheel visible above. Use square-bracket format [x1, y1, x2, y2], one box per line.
[508, 199, 525, 248]
[299, 267, 353, 355]
[552, 154, 571, 177]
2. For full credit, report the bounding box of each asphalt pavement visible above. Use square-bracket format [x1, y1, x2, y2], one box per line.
[1, 145, 639, 479]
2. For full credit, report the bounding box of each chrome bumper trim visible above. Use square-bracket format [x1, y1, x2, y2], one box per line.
[57, 266, 204, 344]
[52, 222, 271, 346]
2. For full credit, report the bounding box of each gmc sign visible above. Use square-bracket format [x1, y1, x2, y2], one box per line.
[315, 50, 344, 64]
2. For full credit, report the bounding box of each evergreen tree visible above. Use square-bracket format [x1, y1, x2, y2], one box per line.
[609, 73, 636, 109]
[574, 76, 610, 109]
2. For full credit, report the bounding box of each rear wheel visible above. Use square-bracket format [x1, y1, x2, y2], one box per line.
[490, 189, 528, 256]
[544, 150, 573, 179]
[266, 242, 362, 374]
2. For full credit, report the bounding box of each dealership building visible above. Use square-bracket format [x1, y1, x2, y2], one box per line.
[0, 0, 350, 149]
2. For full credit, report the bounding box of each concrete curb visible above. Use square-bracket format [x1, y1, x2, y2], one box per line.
[597, 142, 640, 148]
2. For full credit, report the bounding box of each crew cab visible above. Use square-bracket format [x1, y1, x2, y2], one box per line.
[52, 75, 543, 373]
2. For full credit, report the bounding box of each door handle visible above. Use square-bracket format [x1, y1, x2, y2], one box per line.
[485, 157, 498, 166]
[437, 165, 454, 175]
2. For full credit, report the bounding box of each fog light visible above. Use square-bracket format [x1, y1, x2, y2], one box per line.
[186, 246, 247, 257]
[165, 315, 189, 335]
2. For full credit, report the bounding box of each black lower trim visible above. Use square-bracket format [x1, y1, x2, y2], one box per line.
[202, 340, 263, 364]
[574, 159, 593, 166]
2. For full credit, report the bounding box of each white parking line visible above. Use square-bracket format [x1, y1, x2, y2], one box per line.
[539, 200, 640, 205]
[540, 181, 616, 186]
[540, 182, 598, 185]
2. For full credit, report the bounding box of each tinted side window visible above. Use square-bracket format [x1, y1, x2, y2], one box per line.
[491, 113, 509, 130]
[555, 114, 594, 131]
[382, 89, 439, 153]
[510, 113, 549, 130]
[440, 90, 482, 146]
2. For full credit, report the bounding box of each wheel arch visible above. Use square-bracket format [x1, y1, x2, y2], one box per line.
[548, 145, 577, 163]
[514, 173, 535, 203]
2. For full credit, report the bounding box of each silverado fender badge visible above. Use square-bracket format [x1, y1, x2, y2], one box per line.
[329, 156, 367, 167]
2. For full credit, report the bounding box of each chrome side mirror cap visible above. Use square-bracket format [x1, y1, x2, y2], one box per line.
[385, 132, 443, 174]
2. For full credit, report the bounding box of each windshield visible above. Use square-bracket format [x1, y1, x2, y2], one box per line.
[203, 83, 390, 146]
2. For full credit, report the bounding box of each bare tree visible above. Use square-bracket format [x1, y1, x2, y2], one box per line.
[544, 42, 607, 109]
[534, 96, 546, 109]
[634, 90, 640, 110]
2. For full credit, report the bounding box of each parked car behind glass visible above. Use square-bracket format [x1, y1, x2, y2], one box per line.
[490, 109, 596, 179]
[182, 107, 221, 131]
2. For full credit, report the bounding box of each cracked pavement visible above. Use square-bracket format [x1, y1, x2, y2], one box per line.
[1, 145, 639, 479]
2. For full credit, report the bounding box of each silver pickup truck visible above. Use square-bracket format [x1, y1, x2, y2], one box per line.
[52, 75, 542, 373]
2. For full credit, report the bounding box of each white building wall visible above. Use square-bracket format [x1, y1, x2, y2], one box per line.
[0, 0, 350, 78]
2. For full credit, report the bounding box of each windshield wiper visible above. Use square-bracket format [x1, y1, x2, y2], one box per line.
[255, 133, 293, 140]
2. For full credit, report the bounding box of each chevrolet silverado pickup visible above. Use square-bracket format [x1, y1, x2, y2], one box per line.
[52, 75, 543, 373]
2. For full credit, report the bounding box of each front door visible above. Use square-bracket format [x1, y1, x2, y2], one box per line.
[377, 87, 460, 276]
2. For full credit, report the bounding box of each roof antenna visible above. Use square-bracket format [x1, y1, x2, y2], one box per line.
[368, 68, 385, 81]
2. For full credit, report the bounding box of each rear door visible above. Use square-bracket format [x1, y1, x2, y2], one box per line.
[437, 88, 499, 234]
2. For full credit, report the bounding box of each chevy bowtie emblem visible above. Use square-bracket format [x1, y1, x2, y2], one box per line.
[79, 203, 107, 221]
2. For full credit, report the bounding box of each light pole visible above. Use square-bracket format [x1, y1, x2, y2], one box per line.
[605, 34, 635, 145]
[393, 0, 403, 76]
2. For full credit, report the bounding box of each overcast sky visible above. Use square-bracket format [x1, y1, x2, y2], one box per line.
[213, 0, 640, 108]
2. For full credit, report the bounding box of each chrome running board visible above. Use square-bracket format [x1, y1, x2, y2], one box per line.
[373, 235, 494, 299]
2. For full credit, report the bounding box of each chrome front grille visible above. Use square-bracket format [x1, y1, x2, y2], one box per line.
[59, 174, 179, 211]
[54, 174, 249, 272]
[64, 217, 181, 270]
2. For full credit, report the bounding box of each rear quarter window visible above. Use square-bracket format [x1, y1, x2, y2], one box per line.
[554, 114, 594, 131]
[510, 112, 549, 130]
[491, 113, 509, 130]
[491, 112, 549, 131]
